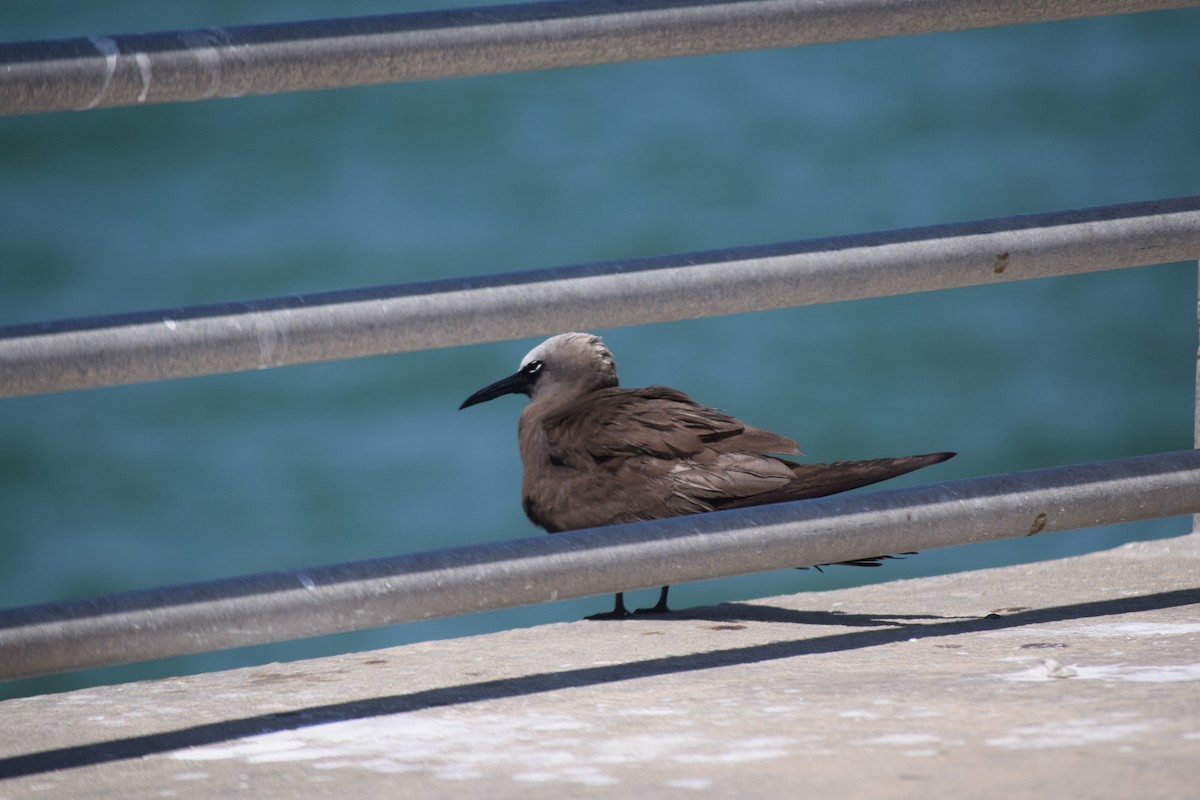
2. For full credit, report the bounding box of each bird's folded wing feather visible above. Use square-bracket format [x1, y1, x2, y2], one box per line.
[543, 386, 798, 463]
[542, 386, 804, 513]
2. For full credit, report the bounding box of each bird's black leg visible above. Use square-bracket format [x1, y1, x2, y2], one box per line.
[634, 586, 671, 615]
[585, 591, 631, 620]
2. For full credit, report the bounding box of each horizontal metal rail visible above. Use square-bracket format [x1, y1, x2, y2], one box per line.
[2, 196, 1198, 398]
[1, 449, 1198, 680]
[2, 0, 1193, 117]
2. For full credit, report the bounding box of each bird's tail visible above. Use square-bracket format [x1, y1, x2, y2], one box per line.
[774, 451, 955, 571]
[719, 451, 955, 509]
[781, 451, 956, 501]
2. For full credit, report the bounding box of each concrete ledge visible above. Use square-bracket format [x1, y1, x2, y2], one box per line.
[2, 533, 1198, 798]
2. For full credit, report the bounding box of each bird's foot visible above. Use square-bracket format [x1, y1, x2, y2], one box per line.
[584, 593, 631, 620]
[633, 586, 671, 615]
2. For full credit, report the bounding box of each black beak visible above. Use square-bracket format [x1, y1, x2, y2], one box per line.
[459, 370, 533, 410]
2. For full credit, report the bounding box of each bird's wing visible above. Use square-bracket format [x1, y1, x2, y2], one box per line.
[660, 451, 800, 514]
[542, 386, 803, 516]
[543, 386, 796, 465]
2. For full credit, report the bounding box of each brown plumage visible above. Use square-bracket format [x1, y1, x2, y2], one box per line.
[461, 332, 954, 618]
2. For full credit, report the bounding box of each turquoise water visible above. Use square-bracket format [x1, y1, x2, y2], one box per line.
[1, 3, 1198, 699]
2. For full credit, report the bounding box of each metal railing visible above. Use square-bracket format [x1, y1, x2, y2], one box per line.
[1, 0, 1197, 680]
[2, 196, 1197, 398]
[2, 450, 1198, 680]
[2, 0, 1194, 116]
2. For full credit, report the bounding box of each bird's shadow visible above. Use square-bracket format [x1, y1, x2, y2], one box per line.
[1, 587, 1196, 781]
[654, 601, 960, 627]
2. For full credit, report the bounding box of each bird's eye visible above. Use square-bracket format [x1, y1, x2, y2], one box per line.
[523, 360, 543, 375]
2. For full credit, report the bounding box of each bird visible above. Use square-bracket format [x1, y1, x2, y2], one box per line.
[460, 332, 955, 619]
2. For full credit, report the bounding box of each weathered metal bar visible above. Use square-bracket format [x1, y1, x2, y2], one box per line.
[1194, 261, 1199, 534]
[1, 449, 1198, 680]
[2, 196, 1198, 398]
[1, 0, 1194, 117]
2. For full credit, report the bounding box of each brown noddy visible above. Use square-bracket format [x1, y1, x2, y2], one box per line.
[461, 332, 955, 619]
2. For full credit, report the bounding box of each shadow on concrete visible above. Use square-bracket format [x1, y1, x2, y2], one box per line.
[663, 602, 964, 626]
[2, 586, 1196, 780]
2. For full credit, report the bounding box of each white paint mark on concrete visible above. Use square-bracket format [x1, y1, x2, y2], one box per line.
[594, 733, 702, 764]
[511, 771, 559, 782]
[1002, 662, 1200, 683]
[986, 719, 1152, 749]
[168, 703, 814, 784]
[618, 707, 679, 717]
[513, 767, 619, 786]
[1089, 664, 1200, 683]
[435, 765, 484, 781]
[172, 711, 691, 783]
[668, 778, 714, 790]
[839, 710, 881, 720]
[903, 708, 945, 719]
[1072, 622, 1200, 638]
[857, 733, 943, 747]
[675, 736, 794, 764]
[1002, 658, 1078, 680]
[990, 622, 1200, 640]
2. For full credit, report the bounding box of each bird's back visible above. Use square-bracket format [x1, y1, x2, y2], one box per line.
[517, 385, 952, 533]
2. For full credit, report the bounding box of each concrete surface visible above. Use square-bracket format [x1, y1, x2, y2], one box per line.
[1, 533, 1198, 799]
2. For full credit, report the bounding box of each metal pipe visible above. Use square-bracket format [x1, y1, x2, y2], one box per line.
[2, 0, 1192, 117]
[2, 449, 1198, 680]
[2, 196, 1198, 398]
[1194, 260, 1199, 534]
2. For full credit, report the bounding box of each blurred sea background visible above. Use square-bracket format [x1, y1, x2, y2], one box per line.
[1, 2, 1198, 700]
